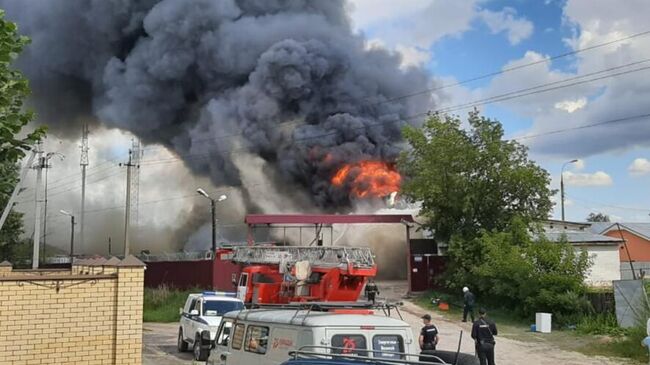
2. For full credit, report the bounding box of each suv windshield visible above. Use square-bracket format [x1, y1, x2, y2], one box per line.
[202, 300, 244, 316]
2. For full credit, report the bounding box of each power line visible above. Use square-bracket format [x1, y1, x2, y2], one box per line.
[371, 29, 650, 106]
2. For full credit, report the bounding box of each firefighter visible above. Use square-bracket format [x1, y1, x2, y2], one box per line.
[462, 286, 475, 322]
[418, 314, 439, 351]
[364, 279, 379, 304]
[471, 308, 498, 365]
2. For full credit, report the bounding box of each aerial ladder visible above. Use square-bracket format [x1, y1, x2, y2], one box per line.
[223, 245, 377, 305]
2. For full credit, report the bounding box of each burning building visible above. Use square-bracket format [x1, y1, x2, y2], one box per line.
[2, 1, 437, 258]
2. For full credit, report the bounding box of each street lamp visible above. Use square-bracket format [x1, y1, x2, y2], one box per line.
[196, 189, 227, 254]
[561, 159, 578, 221]
[59, 210, 75, 262]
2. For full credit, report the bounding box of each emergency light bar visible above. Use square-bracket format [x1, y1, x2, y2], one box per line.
[202, 291, 237, 297]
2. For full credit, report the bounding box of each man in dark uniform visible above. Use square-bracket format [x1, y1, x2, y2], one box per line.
[462, 286, 475, 322]
[419, 314, 439, 351]
[364, 280, 380, 304]
[471, 308, 497, 365]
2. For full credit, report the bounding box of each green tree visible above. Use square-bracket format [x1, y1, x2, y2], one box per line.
[0, 10, 46, 263]
[586, 212, 610, 222]
[459, 218, 591, 323]
[399, 111, 554, 242]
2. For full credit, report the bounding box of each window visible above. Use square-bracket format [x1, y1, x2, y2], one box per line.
[185, 298, 197, 314]
[239, 273, 248, 287]
[244, 325, 270, 355]
[372, 335, 404, 359]
[231, 324, 245, 350]
[331, 334, 367, 356]
[202, 300, 244, 316]
[216, 321, 233, 347]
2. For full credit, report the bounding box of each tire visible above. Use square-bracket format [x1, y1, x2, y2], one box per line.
[194, 334, 209, 361]
[177, 328, 188, 352]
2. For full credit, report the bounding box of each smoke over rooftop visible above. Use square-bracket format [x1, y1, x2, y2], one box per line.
[2, 0, 434, 210]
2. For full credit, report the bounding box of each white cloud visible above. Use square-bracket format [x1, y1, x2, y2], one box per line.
[395, 44, 431, 67]
[628, 158, 650, 176]
[563, 171, 613, 186]
[505, 0, 650, 158]
[479, 7, 534, 45]
[554, 97, 587, 113]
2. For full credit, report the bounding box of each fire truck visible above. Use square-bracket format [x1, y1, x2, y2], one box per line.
[222, 245, 377, 305]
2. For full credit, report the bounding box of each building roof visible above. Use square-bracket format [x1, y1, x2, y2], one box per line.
[542, 231, 624, 246]
[225, 309, 410, 328]
[592, 223, 650, 241]
[245, 214, 414, 225]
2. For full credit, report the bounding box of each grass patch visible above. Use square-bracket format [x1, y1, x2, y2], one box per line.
[143, 285, 200, 322]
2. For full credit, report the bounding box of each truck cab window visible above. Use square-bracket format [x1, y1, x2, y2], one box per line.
[244, 325, 269, 355]
[216, 321, 233, 347]
[231, 324, 245, 350]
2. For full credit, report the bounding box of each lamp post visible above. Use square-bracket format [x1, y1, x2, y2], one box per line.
[59, 210, 75, 262]
[561, 159, 578, 221]
[197, 188, 227, 255]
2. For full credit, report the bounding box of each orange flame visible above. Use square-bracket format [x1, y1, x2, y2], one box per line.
[331, 161, 401, 198]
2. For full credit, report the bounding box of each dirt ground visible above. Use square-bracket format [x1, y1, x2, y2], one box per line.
[141, 281, 634, 365]
[378, 281, 632, 365]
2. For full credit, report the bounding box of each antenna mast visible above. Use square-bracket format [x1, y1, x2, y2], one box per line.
[80, 124, 89, 254]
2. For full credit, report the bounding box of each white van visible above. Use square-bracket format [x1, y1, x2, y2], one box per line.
[206, 307, 417, 365]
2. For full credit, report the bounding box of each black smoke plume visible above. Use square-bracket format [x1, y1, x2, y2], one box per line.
[1, 0, 433, 208]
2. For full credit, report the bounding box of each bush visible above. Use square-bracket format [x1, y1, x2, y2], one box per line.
[577, 313, 626, 336]
[446, 217, 592, 325]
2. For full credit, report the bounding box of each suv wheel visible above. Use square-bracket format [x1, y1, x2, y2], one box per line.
[177, 328, 188, 352]
[194, 334, 209, 361]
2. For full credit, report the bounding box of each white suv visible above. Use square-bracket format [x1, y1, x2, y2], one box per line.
[177, 291, 244, 361]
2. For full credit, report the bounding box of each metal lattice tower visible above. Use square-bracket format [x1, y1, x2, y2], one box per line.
[130, 138, 142, 225]
[80, 124, 89, 253]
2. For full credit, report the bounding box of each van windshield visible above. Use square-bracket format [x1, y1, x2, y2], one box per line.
[202, 300, 244, 316]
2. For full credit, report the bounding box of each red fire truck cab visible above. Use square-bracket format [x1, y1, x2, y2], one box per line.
[225, 246, 377, 305]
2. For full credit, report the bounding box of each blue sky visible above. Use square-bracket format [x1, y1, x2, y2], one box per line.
[350, 0, 650, 222]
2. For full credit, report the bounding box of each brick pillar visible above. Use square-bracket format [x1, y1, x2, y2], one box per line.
[0, 261, 12, 277]
[114, 255, 145, 365]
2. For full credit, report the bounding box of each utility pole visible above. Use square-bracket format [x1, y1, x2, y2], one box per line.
[41, 152, 64, 263]
[0, 151, 36, 232]
[32, 143, 44, 269]
[120, 150, 137, 256]
[130, 138, 142, 226]
[560, 159, 578, 221]
[80, 124, 89, 254]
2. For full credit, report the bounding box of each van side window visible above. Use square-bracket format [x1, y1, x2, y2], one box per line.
[185, 298, 197, 314]
[216, 320, 233, 347]
[244, 325, 270, 355]
[331, 334, 367, 356]
[231, 324, 245, 350]
[372, 335, 404, 359]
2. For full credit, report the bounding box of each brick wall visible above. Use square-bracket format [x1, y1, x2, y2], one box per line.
[0, 256, 145, 365]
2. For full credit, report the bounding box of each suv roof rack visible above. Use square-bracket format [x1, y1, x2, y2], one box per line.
[233, 301, 404, 324]
[288, 346, 457, 365]
[248, 301, 403, 320]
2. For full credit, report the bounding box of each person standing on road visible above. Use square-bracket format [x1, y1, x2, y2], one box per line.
[419, 314, 439, 351]
[462, 286, 475, 322]
[471, 308, 497, 365]
[364, 279, 380, 304]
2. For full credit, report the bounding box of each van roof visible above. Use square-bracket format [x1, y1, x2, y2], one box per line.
[224, 309, 409, 327]
[189, 293, 243, 302]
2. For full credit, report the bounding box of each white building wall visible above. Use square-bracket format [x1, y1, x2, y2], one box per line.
[580, 245, 621, 286]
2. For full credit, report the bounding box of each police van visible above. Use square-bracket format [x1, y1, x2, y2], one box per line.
[205, 305, 417, 365]
[177, 291, 244, 361]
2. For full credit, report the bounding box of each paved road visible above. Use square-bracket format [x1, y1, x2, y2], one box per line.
[143, 322, 195, 365]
